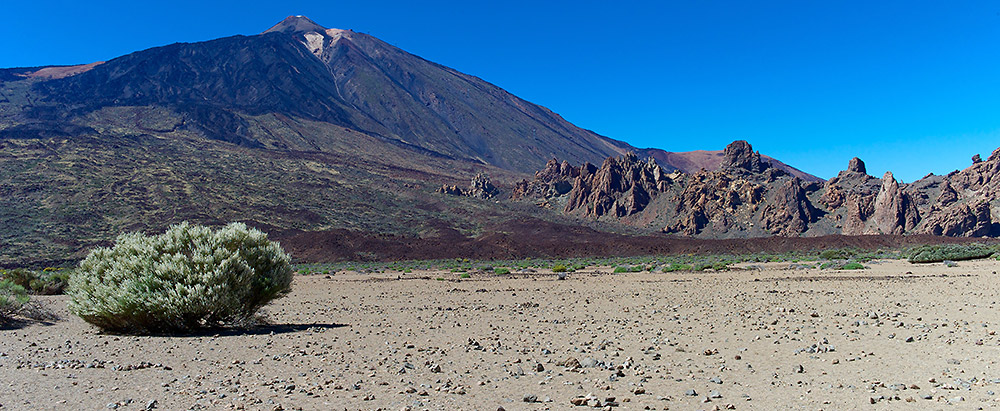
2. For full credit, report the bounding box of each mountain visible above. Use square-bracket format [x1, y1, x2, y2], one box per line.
[5, 16, 816, 176]
[0, 17, 824, 266]
[16, 16, 635, 173]
[513, 141, 1000, 238]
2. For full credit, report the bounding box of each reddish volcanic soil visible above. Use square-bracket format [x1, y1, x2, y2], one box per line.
[274, 218, 989, 263]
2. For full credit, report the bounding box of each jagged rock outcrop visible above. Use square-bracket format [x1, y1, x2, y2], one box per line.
[513, 140, 1000, 239]
[512, 152, 671, 218]
[847, 157, 867, 174]
[722, 140, 770, 173]
[920, 200, 992, 237]
[512, 159, 579, 199]
[760, 177, 816, 235]
[565, 153, 669, 218]
[870, 172, 920, 235]
[438, 173, 499, 199]
[936, 180, 958, 207]
[664, 171, 766, 235]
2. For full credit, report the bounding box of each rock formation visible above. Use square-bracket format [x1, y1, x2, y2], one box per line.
[870, 172, 920, 235]
[438, 173, 499, 199]
[513, 140, 1000, 238]
[760, 177, 816, 236]
[722, 140, 770, 174]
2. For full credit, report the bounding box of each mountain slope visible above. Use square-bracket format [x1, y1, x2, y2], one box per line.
[20, 16, 633, 173]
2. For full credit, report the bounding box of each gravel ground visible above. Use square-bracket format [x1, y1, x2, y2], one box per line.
[3, 259, 1000, 410]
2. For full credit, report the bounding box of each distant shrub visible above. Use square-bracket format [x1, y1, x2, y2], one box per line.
[68, 222, 293, 334]
[0, 280, 29, 320]
[493, 268, 511, 275]
[459, 273, 471, 278]
[907, 244, 996, 264]
[612, 266, 629, 273]
[662, 264, 692, 273]
[0, 268, 70, 295]
[840, 262, 865, 270]
[694, 262, 730, 271]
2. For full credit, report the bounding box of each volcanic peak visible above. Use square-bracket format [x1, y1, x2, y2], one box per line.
[264, 15, 328, 34]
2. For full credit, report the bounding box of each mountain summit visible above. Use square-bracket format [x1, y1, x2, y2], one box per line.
[263, 15, 329, 34]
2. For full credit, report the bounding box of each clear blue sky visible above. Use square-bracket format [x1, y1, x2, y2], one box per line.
[2, 0, 998, 181]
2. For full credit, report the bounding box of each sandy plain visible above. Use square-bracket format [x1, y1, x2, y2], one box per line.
[3, 259, 1000, 410]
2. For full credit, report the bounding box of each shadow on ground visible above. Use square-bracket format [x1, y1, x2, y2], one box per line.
[142, 322, 350, 338]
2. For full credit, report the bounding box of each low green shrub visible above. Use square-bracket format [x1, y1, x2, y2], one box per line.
[494, 268, 511, 275]
[694, 262, 730, 271]
[0, 280, 29, 320]
[552, 265, 568, 273]
[0, 268, 70, 295]
[661, 264, 692, 273]
[459, 273, 471, 278]
[840, 262, 865, 270]
[68, 222, 293, 334]
[907, 244, 996, 264]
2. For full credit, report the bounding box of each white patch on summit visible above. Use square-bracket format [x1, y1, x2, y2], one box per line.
[302, 32, 325, 57]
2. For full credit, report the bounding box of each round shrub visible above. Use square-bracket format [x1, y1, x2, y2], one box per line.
[68, 222, 293, 334]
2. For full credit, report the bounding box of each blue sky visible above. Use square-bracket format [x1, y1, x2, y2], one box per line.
[2, 0, 998, 181]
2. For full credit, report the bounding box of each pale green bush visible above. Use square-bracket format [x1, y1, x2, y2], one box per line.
[69, 222, 293, 334]
[0, 280, 29, 321]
